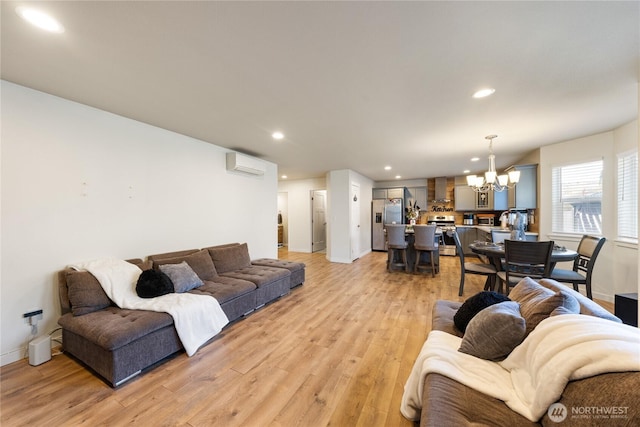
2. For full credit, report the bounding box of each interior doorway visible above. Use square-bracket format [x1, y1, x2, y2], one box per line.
[311, 190, 327, 253]
[277, 192, 288, 248]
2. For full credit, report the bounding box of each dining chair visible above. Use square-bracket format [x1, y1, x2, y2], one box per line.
[496, 240, 554, 295]
[386, 224, 409, 272]
[549, 235, 606, 300]
[491, 229, 511, 244]
[452, 230, 497, 296]
[413, 224, 439, 277]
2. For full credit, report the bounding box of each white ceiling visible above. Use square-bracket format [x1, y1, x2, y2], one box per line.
[2, 1, 638, 181]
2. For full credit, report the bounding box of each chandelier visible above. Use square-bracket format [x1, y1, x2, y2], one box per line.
[466, 135, 520, 192]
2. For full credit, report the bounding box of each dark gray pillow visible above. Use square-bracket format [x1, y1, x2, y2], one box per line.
[207, 243, 251, 274]
[458, 301, 526, 361]
[159, 261, 204, 293]
[66, 270, 112, 316]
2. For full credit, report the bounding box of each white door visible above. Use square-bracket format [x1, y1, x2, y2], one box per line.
[351, 183, 360, 261]
[312, 190, 327, 252]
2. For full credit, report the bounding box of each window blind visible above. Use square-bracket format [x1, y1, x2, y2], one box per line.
[617, 150, 638, 241]
[551, 160, 603, 235]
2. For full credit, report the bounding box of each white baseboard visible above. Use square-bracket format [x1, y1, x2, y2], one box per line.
[327, 255, 352, 264]
[1, 347, 25, 367]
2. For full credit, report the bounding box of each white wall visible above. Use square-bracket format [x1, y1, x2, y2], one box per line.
[539, 120, 638, 302]
[0, 81, 278, 365]
[352, 171, 374, 260]
[277, 177, 326, 252]
[326, 169, 373, 263]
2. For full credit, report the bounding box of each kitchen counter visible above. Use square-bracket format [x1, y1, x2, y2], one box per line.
[455, 224, 539, 237]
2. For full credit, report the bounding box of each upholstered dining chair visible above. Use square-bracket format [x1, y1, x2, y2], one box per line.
[413, 224, 439, 277]
[549, 235, 606, 300]
[452, 231, 497, 296]
[386, 224, 409, 272]
[496, 240, 554, 295]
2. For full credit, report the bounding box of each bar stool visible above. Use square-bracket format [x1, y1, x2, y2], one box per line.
[413, 224, 439, 277]
[386, 224, 409, 272]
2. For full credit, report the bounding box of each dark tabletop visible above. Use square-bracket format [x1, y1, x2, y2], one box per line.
[469, 241, 578, 263]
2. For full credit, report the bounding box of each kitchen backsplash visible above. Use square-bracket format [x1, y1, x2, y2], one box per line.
[422, 177, 538, 232]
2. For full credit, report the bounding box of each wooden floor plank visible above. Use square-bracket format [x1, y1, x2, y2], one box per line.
[0, 249, 614, 426]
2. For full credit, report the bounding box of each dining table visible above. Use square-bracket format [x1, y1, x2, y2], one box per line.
[468, 240, 579, 273]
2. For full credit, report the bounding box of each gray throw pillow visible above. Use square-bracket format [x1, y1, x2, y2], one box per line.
[550, 289, 581, 316]
[159, 261, 204, 293]
[509, 277, 579, 335]
[458, 301, 526, 361]
[453, 291, 511, 333]
[153, 249, 218, 281]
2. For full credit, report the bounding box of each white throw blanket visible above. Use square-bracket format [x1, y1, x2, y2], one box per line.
[70, 258, 229, 357]
[401, 314, 640, 422]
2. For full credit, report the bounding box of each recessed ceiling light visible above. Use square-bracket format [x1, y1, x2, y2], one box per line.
[281, 175, 288, 179]
[472, 88, 495, 98]
[384, 166, 392, 170]
[463, 169, 470, 174]
[272, 131, 284, 140]
[395, 175, 402, 179]
[16, 7, 65, 33]
[471, 157, 480, 162]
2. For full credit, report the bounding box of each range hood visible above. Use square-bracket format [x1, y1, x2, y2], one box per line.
[432, 177, 451, 203]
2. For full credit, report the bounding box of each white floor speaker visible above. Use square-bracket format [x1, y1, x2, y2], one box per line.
[29, 335, 51, 366]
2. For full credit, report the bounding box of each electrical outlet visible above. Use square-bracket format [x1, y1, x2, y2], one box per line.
[23, 309, 43, 318]
[23, 310, 43, 324]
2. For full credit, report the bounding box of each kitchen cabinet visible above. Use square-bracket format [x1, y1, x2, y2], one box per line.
[373, 187, 405, 200]
[373, 188, 387, 199]
[454, 176, 507, 211]
[475, 189, 507, 211]
[406, 186, 427, 211]
[507, 164, 537, 209]
[387, 188, 404, 199]
[454, 185, 476, 211]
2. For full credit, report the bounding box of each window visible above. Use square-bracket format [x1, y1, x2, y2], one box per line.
[551, 160, 603, 235]
[617, 150, 638, 241]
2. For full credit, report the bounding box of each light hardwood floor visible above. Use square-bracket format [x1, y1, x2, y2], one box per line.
[0, 250, 613, 426]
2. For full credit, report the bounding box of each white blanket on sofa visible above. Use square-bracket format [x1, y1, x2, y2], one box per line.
[401, 314, 640, 422]
[70, 258, 229, 357]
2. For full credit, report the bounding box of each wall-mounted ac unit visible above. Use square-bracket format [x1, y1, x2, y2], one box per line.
[226, 152, 266, 176]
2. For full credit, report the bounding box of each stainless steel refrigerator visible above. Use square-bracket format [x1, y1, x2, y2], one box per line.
[372, 198, 404, 251]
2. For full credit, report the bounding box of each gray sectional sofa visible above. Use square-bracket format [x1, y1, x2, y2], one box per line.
[409, 278, 640, 426]
[57, 243, 304, 386]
